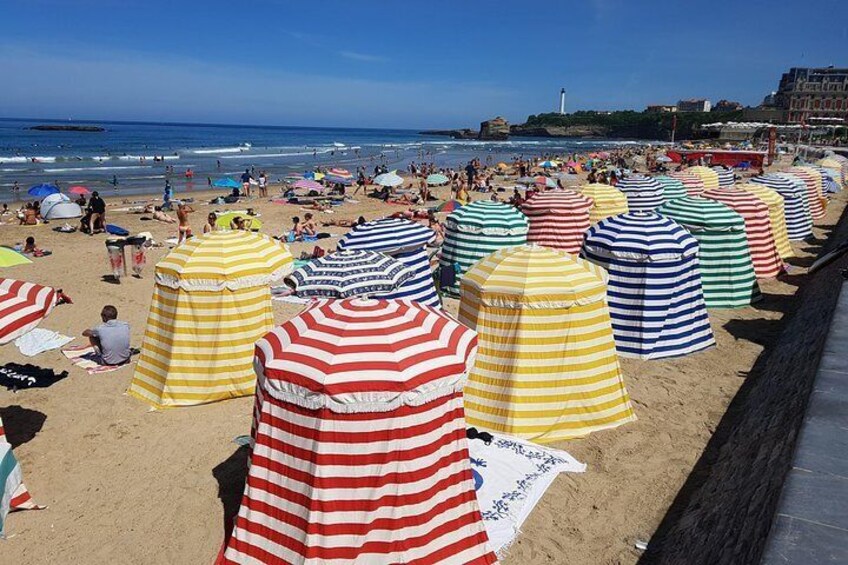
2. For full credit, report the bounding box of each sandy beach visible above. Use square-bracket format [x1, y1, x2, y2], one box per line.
[0, 158, 844, 564]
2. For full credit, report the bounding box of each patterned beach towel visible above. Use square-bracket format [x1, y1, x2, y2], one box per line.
[469, 433, 586, 556]
[0, 415, 43, 537]
[62, 345, 132, 375]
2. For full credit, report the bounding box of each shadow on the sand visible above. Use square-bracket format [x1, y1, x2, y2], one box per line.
[0, 405, 46, 448]
[212, 445, 249, 542]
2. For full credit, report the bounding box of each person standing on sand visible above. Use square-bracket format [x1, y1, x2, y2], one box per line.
[241, 169, 252, 197]
[465, 161, 476, 187]
[176, 202, 195, 244]
[258, 171, 268, 197]
[88, 191, 106, 235]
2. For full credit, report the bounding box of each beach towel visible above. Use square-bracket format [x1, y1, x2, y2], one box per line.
[105, 224, 129, 236]
[0, 415, 44, 537]
[62, 345, 131, 374]
[14, 328, 74, 357]
[0, 363, 69, 391]
[469, 432, 586, 556]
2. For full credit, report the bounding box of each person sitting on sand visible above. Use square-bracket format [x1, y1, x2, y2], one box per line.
[203, 212, 217, 234]
[21, 236, 51, 257]
[428, 215, 445, 246]
[302, 213, 318, 236]
[289, 216, 304, 241]
[322, 216, 366, 228]
[176, 202, 194, 244]
[230, 216, 253, 231]
[82, 305, 132, 366]
[19, 203, 38, 225]
[456, 184, 470, 205]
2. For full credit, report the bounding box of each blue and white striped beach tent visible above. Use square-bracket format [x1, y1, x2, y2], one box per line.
[581, 212, 715, 359]
[615, 174, 665, 211]
[807, 165, 842, 194]
[440, 200, 528, 296]
[749, 173, 813, 241]
[338, 217, 440, 307]
[711, 166, 736, 188]
[287, 249, 416, 299]
[654, 176, 688, 201]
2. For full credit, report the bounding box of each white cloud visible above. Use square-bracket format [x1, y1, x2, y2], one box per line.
[338, 51, 388, 63]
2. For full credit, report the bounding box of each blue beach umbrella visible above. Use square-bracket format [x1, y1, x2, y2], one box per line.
[213, 177, 241, 189]
[287, 249, 415, 299]
[323, 174, 354, 185]
[28, 183, 60, 198]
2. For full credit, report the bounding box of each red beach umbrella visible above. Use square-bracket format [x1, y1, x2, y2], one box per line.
[68, 186, 91, 195]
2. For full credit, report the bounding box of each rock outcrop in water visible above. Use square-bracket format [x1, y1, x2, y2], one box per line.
[29, 125, 105, 132]
[418, 128, 477, 139]
[478, 117, 509, 140]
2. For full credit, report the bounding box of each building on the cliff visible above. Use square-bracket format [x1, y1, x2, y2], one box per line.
[646, 104, 677, 113]
[712, 100, 743, 112]
[677, 99, 712, 112]
[774, 66, 848, 124]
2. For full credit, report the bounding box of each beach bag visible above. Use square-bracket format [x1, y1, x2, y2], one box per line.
[106, 224, 129, 236]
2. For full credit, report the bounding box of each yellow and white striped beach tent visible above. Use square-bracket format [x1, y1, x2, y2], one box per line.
[687, 166, 720, 190]
[579, 183, 629, 225]
[738, 183, 794, 260]
[459, 244, 636, 443]
[128, 231, 293, 408]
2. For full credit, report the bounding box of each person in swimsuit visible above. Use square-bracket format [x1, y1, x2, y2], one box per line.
[203, 212, 217, 234]
[176, 202, 194, 244]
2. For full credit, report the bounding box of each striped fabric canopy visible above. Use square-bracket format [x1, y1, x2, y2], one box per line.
[520, 189, 592, 253]
[338, 217, 439, 307]
[668, 171, 706, 196]
[128, 234, 294, 409]
[711, 166, 736, 188]
[786, 166, 826, 219]
[581, 213, 715, 359]
[654, 176, 688, 200]
[748, 174, 813, 241]
[222, 299, 497, 565]
[615, 174, 665, 211]
[687, 166, 720, 190]
[156, 231, 294, 291]
[579, 183, 629, 224]
[440, 201, 528, 296]
[287, 249, 415, 299]
[818, 156, 846, 187]
[460, 245, 636, 442]
[738, 184, 794, 260]
[657, 197, 759, 308]
[1, 415, 42, 537]
[0, 279, 58, 345]
[702, 188, 784, 279]
[808, 165, 841, 194]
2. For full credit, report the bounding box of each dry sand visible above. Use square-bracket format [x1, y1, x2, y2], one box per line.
[0, 161, 843, 564]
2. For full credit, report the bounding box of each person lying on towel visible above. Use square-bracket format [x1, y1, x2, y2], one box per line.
[82, 305, 132, 366]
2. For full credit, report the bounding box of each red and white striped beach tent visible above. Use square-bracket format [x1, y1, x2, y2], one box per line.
[520, 189, 593, 253]
[1, 415, 42, 537]
[0, 279, 58, 345]
[221, 298, 498, 565]
[786, 166, 827, 220]
[702, 188, 784, 279]
[668, 171, 706, 197]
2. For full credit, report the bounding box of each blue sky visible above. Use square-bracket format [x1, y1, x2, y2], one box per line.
[1, 0, 846, 129]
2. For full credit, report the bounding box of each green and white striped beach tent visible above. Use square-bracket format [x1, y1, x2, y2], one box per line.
[440, 200, 528, 296]
[657, 196, 760, 308]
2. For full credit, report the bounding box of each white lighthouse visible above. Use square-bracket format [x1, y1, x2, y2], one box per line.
[559, 88, 566, 114]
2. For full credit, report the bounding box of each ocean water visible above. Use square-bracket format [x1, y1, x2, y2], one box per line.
[0, 118, 645, 202]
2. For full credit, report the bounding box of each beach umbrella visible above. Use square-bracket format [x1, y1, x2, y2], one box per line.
[223, 298, 497, 565]
[0, 278, 58, 345]
[581, 212, 715, 359]
[291, 179, 324, 191]
[808, 165, 841, 194]
[657, 197, 760, 308]
[68, 185, 91, 195]
[579, 183, 629, 224]
[440, 201, 529, 296]
[460, 245, 636, 442]
[668, 171, 706, 196]
[520, 189, 593, 253]
[287, 249, 415, 299]
[702, 188, 784, 279]
[655, 154, 672, 163]
[615, 174, 665, 211]
[338, 217, 439, 307]
[27, 184, 59, 198]
[749, 173, 812, 241]
[687, 166, 720, 190]
[785, 166, 826, 219]
[738, 183, 794, 260]
[128, 231, 293, 408]
[516, 176, 537, 185]
[373, 171, 404, 187]
[323, 173, 353, 185]
[711, 166, 736, 188]
[539, 160, 559, 168]
[426, 173, 450, 186]
[222, 298, 496, 565]
[328, 167, 352, 177]
[212, 177, 241, 189]
[534, 175, 557, 188]
[214, 212, 263, 232]
[303, 171, 325, 181]
[0, 249, 33, 269]
[0, 414, 42, 537]
[654, 176, 688, 201]
[818, 156, 845, 187]
[433, 199, 463, 213]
